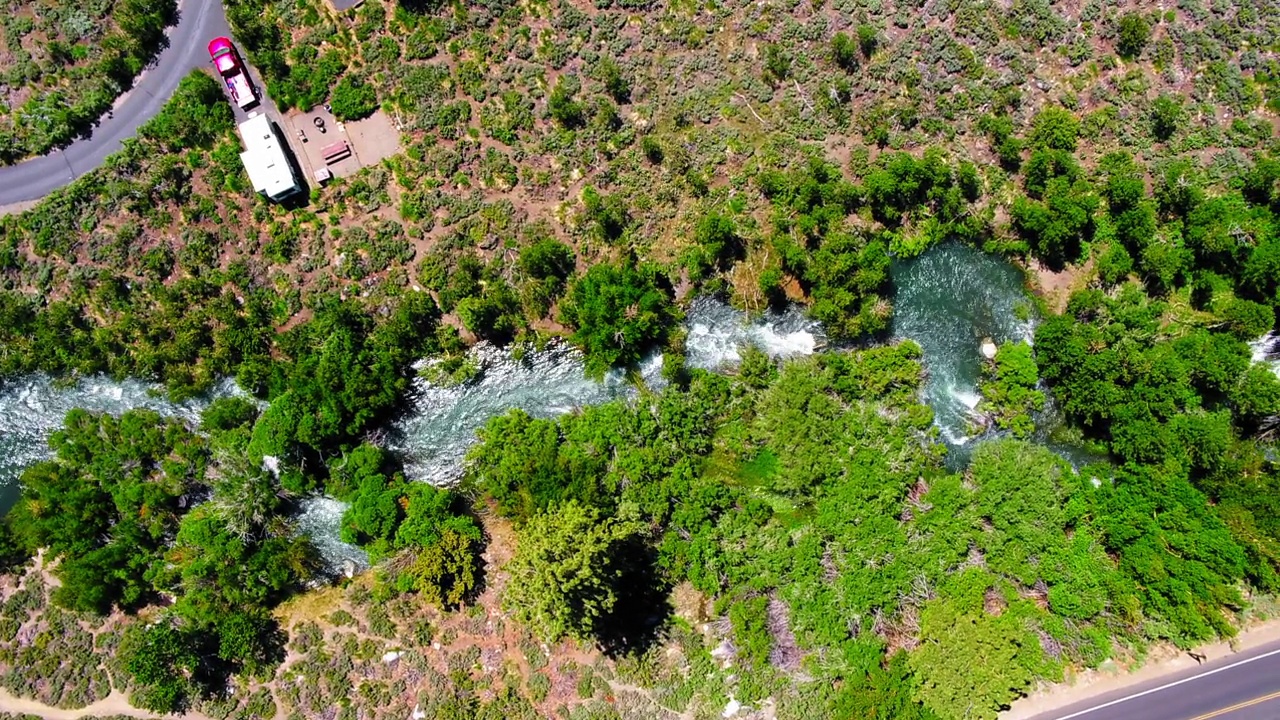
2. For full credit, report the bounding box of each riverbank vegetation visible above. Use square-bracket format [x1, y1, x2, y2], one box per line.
[1, 0, 1279, 716]
[0, 0, 177, 164]
[977, 341, 1044, 438]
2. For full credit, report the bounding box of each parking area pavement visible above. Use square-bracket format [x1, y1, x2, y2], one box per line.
[281, 107, 402, 186]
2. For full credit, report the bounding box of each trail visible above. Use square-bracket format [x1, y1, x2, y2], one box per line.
[0, 688, 216, 720]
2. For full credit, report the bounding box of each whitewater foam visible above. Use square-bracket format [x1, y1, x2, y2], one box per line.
[390, 297, 819, 486]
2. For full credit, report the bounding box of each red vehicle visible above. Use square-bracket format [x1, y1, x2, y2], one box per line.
[207, 37, 258, 110]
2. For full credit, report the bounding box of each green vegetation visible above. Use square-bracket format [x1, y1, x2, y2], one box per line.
[559, 261, 681, 379]
[6, 407, 311, 711]
[978, 341, 1045, 438]
[0, 0, 176, 163]
[502, 501, 643, 643]
[457, 347, 1254, 718]
[3, 0, 1280, 716]
[329, 74, 379, 121]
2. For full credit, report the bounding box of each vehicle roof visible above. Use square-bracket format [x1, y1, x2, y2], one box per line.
[207, 37, 233, 55]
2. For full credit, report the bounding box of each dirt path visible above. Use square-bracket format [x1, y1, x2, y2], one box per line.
[0, 689, 149, 719]
[0, 688, 221, 720]
[1003, 617, 1280, 720]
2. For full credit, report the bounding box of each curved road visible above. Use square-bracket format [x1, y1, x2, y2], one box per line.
[0, 0, 232, 206]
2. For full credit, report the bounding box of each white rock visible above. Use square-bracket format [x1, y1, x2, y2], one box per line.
[723, 698, 742, 717]
[382, 650, 402, 663]
[261, 455, 281, 477]
[980, 340, 998, 360]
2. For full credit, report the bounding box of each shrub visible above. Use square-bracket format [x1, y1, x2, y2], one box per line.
[1116, 13, 1150, 59]
[548, 78, 585, 128]
[1028, 107, 1080, 152]
[832, 32, 859, 71]
[330, 76, 379, 121]
[857, 24, 878, 58]
[560, 261, 681, 378]
[1150, 95, 1183, 141]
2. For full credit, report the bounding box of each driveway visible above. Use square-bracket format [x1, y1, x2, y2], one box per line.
[0, 0, 234, 206]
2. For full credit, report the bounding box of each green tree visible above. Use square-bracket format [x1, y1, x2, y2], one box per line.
[1221, 298, 1275, 339]
[200, 396, 260, 433]
[466, 408, 594, 520]
[137, 71, 235, 153]
[1011, 176, 1097, 267]
[595, 57, 630, 102]
[1093, 465, 1246, 645]
[502, 501, 643, 642]
[519, 238, 575, 285]
[1150, 95, 1183, 141]
[329, 75, 379, 121]
[979, 115, 1023, 170]
[910, 571, 1056, 720]
[763, 44, 791, 84]
[1116, 13, 1151, 59]
[559, 261, 681, 378]
[215, 610, 285, 679]
[832, 32, 859, 71]
[1231, 364, 1280, 429]
[399, 527, 481, 607]
[979, 342, 1045, 438]
[580, 186, 632, 243]
[548, 78, 585, 128]
[121, 619, 199, 713]
[1028, 107, 1080, 152]
[857, 24, 878, 58]
[9, 409, 207, 613]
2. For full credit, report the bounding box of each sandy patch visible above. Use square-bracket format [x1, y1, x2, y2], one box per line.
[0, 198, 41, 218]
[0, 688, 217, 720]
[1027, 257, 1093, 314]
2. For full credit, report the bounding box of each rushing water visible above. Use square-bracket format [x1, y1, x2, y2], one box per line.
[891, 243, 1037, 464]
[390, 297, 822, 485]
[1250, 332, 1280, 374]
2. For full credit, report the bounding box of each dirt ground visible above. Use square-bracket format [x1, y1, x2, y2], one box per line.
[0, 688, 215, 720]
[1003, 616, 1280, 720]
[0, 198, 40, 218]
[281, 108, 402, 185]
[1027, 257, 1094, 314]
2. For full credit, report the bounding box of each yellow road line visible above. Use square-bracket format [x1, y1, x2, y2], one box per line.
[1186, 689, 1280, 720]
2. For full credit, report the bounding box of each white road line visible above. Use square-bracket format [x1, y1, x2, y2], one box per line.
[1054, 647, 1280, 720]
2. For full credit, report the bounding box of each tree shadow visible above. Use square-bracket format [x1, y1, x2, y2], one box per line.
[594, 536, 673, 659]
[397, 0, 448, 14]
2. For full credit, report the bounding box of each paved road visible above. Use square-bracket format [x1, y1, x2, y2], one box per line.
[1029, 641, 1280, 720]
[0, 0, 232, 206]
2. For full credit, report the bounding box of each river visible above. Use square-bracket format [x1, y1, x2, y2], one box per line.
[389, 296, 821, 484]
[890, 242, 1037, 463]
[0, 243, 1129, 568]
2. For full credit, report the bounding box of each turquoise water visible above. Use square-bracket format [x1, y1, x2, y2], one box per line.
[891, 242, 1037, 466]
[891, 241, 1108, 469]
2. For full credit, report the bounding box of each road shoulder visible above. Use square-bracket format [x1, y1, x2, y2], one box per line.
[1003, 615, 1280, 720]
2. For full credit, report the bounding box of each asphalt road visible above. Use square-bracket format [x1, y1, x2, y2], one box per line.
[1030, 641, 1280, 720]
[0, 0, 233, 206]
